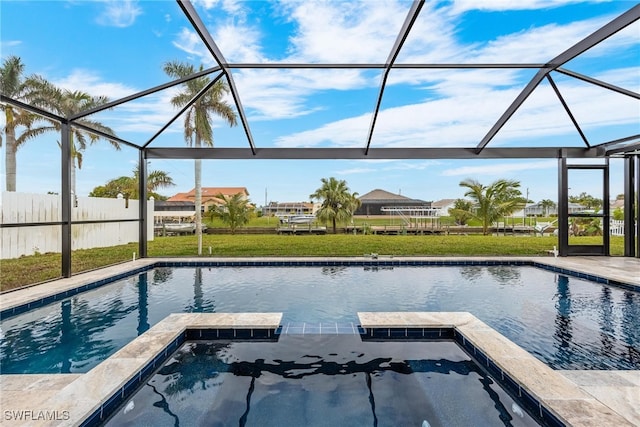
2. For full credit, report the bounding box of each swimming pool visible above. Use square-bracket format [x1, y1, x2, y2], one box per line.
[103, 335, 542, 427]
[1, 264, 638, 373]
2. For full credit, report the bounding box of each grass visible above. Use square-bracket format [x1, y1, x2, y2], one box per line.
[0, 234, 624, 292]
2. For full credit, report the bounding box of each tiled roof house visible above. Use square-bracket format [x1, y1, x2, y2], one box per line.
[163, 187, 250, 215]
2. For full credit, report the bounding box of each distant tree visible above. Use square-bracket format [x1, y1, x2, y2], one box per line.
[88, 165, 174, 200]
[89, 176, 132, 198]
[612, 207, 624, 221]
[459, 178, 522, 235]
[211, 193, 253, 234]
[310, 177, 359, 234]
[539, 199, 556, 216]
[569, 192, 602, 212]
[164, 60, 237, 254]
[448, 199, 474, 225]
[616, 193, 624, 200]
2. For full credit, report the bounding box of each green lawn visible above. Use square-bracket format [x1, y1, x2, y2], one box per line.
[0, 234, 623, 292]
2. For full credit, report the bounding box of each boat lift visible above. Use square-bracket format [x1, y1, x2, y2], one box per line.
[380, 206, 441, 229]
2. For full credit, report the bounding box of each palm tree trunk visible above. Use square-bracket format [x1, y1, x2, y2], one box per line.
[332, 217, 337, 234]
[195, 138, 202, 256]
[70, 134, 77, 202]
[4, 126, 17, 191]
[70, 162, 77, 202]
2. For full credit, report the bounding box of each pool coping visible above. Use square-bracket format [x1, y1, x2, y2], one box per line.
[0, 313, 282, 427]
[0, 311, 634, 426]
[358, 312, 636, 427]
[2, 256, 638, 318]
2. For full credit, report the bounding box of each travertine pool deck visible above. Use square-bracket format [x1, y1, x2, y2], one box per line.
[0, 312, 283, 427]
[1, 256, 639, 426]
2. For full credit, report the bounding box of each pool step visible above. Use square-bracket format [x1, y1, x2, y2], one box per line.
[279, 322, 365, 335]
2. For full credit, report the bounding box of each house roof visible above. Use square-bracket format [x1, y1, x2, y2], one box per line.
[359, 189, 412, 201]
[185, 187, 249, 197]
[358, 189, 429, 205]
[168, 187, 249, 203]
[611, 199, 625, 209]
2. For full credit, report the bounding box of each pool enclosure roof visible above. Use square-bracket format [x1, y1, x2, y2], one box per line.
[3, 0, 639, 160]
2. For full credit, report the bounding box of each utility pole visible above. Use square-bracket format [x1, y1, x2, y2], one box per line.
[523, 187, 529, 226]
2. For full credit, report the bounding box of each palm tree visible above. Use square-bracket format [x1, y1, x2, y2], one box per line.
[0, 56, 51, 191]
[309, 177, 359, 234]
[459, 178, 522, 235]
[56, 91, 118, 198]
[448, 198, 474, 225]
[211, 193, 254, 234]
[539, 199, 556, 217]
[22, 76, 118, 197]
[132, 164, 174, 199]
[163, 61, 238, 255]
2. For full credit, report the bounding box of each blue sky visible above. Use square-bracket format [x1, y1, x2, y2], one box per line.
[1, 0, 638, 205]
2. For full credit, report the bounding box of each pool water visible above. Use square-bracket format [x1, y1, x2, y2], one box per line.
[104, 335, 542, 427]
[1, 266, 638, 373]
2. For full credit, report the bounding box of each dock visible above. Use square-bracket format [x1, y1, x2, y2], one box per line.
[277, 225, 327, 235]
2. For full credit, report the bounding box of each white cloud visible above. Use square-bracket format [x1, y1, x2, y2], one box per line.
[51, 70, 180, 135]
[236, 68, 373, 120]
[214, 23, 264, 63]
[274, 113, 371, 147]
[194, 0, 244, 15]
[334, 167, 377, 175]
[383, 161, 442, 171]
[1, 40, 21, 49]
[468, 18, 621, 63]
[590, 67, 640, 91]
[449, 0, 610, 15]
[280, 0, 407, 63]
[442, 160, 557, 176]
[96, 0, 142, 28]
[53, 69, 136, 100]
[274, 84, 520, 148]
[172, 28, 213, 64]
[275, 71, 639, 149]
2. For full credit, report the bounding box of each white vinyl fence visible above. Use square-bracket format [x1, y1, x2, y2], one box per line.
[610, 220, 624, 236]
[1, 192, 154, 259]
